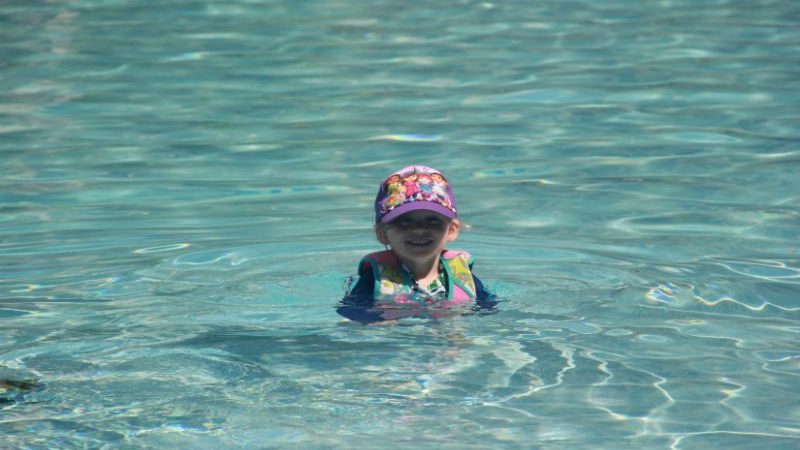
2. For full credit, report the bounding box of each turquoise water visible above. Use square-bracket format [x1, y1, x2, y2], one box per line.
[2, 0, 799, 448]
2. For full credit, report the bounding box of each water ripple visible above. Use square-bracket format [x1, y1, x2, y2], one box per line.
[2, 0, 799, 448]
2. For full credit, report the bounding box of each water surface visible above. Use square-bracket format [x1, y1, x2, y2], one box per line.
[1, 0, 799, 448]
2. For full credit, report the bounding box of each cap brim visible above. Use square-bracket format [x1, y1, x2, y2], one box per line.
[379, 201, 457, 223]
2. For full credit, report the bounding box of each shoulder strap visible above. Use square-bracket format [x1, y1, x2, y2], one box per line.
[441, 250, 477, 301]
[361, 251, 412, 297]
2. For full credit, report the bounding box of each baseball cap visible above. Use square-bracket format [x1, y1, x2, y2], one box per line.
[374, 165, 457, 224]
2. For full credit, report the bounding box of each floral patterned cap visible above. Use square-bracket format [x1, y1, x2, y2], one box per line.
[374, 165, 457, 223]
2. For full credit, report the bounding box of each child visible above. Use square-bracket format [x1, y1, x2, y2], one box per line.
[338, 165, 494, 324]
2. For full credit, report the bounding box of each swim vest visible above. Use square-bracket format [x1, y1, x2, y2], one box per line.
[359, 250, 477, 305]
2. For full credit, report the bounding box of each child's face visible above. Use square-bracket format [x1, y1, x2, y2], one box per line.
[376, 210, 459, 264]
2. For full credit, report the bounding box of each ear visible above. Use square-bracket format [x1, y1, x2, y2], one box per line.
[445, 219, 460, 242]
[374, 224, 390, 245]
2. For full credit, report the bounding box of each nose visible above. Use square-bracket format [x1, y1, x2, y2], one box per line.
[409, 223, 429, 233]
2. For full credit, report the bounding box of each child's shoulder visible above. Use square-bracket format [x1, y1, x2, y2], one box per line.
[359, 250, 396, 264]
[443, 248, 472, 257]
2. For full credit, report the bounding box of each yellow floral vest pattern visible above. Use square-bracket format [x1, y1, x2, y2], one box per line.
[360, 250, 477, 304]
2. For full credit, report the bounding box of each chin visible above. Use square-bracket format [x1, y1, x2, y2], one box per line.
[402, 245, 442, 258]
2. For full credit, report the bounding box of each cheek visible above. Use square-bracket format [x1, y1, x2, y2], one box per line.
[384, 229, 405, 244]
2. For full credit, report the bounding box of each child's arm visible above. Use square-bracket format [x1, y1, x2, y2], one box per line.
[336, 270, 386, 324]
[472, 274, 498, 310]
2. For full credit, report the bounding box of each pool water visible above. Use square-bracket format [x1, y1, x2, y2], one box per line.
[2, 0, 799, 448]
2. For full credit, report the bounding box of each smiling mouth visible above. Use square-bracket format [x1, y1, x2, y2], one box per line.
[407, 239, 433, 246]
